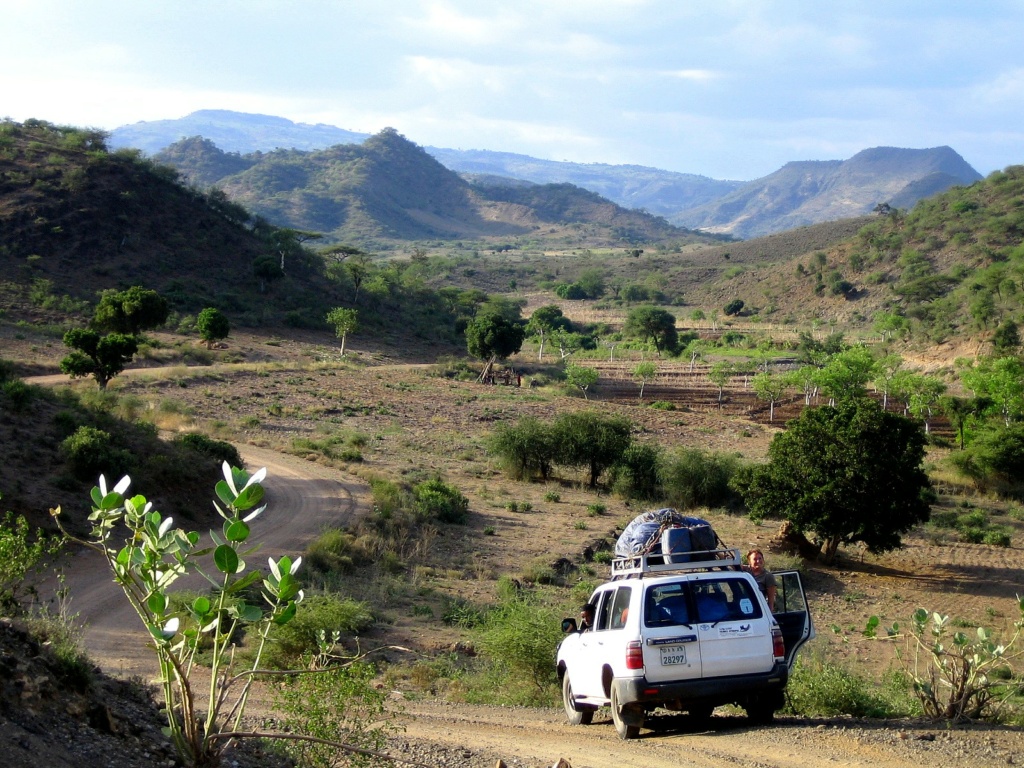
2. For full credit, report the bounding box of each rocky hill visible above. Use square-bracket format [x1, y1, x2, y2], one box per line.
[154, 128, 701, 246]
[675, 146, 983, 239]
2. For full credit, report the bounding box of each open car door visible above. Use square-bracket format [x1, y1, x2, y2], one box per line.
[772, 570, 814, 668]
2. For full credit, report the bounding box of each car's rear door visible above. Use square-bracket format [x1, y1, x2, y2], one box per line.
[772, 570, 814, 668]
[692, 575, 774, 677]
[639, 580, 703, 683]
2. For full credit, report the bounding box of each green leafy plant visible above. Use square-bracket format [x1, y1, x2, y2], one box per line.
[274, 660, 398, 767]
[865, 601, 1024, 722]
[0, 507, 63, 615]
[52, 464, 304, 767]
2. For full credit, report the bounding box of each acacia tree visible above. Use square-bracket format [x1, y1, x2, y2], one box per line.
[60, 328, 138, 389]
[466, 312, 525, 381]
[751, 371, 787, 423]
[633, 361, 657, 402]
[526, 305, 569, 360]
[565, 364, 599, 400]
[623, 306, 678, 356]
[93, 286, 169, 335]
[743, 400, 931, 564]
[552, 411, 632, 487]
[196, 307, 230, 349]
[325, 307, 358, 356]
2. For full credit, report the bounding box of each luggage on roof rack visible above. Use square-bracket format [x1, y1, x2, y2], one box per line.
[614, 508, 722, 560]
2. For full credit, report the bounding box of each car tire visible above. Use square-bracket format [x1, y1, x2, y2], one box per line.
[562, 674, 594, 725]
[610, 686, 641, 739]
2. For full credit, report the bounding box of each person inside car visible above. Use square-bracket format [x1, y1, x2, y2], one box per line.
[579, 602, 596, 632]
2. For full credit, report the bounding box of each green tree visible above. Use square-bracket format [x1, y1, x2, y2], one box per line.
[196, 307, 230, 349]
[253, 254, 285, 294]
[632, 361, 657, 402]
[623, 306, 678, 356]
[814, 345, 876, 405]
[992, 320, 1021, 354]
[960, 356, 1024, 426]
[751, 371, 787, 423]
[526, 305, 569, 361]
[565, 364, 599, 400]
[708, 361, 732, 406]
[93, 286, 169, 335]
[723, 298, 744, 316]
[325, 307, 358, 356]
[466, 313, 525, 364]
[60, 328, 138, 389]
[744, 401, 931, 564]
[487, 417, 557, 481]
[552, 411, 632, 487]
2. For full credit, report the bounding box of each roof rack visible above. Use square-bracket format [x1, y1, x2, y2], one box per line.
[610, 548, 742, 579]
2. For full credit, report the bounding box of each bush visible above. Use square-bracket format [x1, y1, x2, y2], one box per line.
[172, 432, 242, 467]
[661, 447, 741, 510]
[264, 594, 374, 668]
[0, 511, 63, 615]
[414, 477, 469, 524]
[274, 661, 397, 768]
[60, 425, 132, 480]
[304, 529, 371, 575]
[472, 592, 566, 705]
[610, 442, 662, 500]
[784, 654, 914, 718]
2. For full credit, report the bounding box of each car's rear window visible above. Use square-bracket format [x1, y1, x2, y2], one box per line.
[643, 578, 764, 627]
[644, 582, 691, 627]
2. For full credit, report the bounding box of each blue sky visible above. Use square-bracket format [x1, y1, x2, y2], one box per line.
[3, 0, 1023, 179]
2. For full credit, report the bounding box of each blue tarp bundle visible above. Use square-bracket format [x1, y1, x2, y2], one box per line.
[614, 508, 718, 558]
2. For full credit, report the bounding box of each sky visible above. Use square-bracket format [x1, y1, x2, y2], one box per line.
[3, 0, 1023, 180]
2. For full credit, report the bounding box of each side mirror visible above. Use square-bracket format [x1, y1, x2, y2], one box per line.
[561, 617, 578, 633]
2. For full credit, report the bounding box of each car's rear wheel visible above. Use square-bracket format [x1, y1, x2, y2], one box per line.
[610, 686, 641, 739]
[562, 673, 594, 725]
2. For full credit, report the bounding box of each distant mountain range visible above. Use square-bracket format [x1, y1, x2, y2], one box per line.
[111, 110, 984, 239]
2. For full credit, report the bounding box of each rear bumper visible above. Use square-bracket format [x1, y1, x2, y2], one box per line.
[614, 663, 789, 708]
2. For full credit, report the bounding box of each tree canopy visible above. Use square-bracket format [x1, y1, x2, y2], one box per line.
[465, 313, 525, 362]
[196, 307, 230, 349]
[743, 400, 931, 564]
[93, 286, 169, 335]
[623, 306, 678, 355]
[60, 329, 139, 389]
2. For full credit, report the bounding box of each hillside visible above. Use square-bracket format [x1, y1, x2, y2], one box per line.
[155, 128, 702, 247]
[0, 119, 339, 327]
[676, 147, 983, 239]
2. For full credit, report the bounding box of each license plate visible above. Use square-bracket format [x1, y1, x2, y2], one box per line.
[659, 645, 687, 665]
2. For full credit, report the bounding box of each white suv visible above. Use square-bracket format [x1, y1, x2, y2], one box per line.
[556, 549, 813, 738]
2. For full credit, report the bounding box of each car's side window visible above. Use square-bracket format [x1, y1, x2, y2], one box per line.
[644, 581, 691, 627]
[595, 590, 614, 631]
[609, 586, 632, 629]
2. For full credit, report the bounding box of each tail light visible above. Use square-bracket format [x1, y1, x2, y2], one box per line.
[772, 626, 786, 661]
[626, 640, 644, 670]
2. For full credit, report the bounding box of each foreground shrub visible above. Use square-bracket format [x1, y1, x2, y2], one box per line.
[866, 602, 1024, 722]
[0, 510, 63, 615]
[471, 590, 566, 705]
[264, 593, 375, 669]
[414, 477, 469, 524]
[60, 425, 133, 480]
[784, 653, 914, 717]
[274, 661, 398, 768]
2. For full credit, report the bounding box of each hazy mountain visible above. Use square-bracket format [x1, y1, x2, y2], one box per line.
[674, 146, 983, 239]
[110, 109, 370, 155]
[155, 128, 698, 245]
